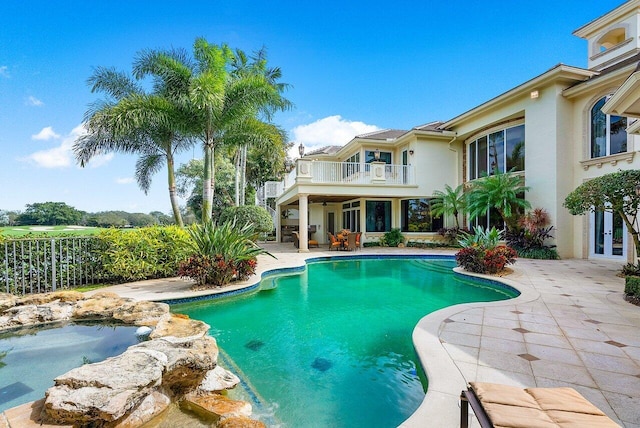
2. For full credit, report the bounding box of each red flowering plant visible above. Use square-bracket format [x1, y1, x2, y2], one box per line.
[179, 220, 274, 288]
[455, 226, 517, 274]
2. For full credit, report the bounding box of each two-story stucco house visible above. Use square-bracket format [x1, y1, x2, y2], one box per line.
[264, 0, 640, 263]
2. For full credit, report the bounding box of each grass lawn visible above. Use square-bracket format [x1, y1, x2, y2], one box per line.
[0, 225, 104, 238]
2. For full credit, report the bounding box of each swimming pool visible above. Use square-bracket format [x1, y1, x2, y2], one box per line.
[0, 322, 141, 412]
[172, 256, 518, 427]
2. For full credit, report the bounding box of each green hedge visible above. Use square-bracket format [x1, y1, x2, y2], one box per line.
[624, 276, 640, 297]
[97, 226, 191, 282]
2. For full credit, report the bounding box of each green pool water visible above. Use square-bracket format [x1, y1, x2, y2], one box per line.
[172, 257, 518, 427]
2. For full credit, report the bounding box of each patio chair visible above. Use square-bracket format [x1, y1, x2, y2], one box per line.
[292, 231, 318, 249]
[460, 382, 620, 428]
[355, 232, 361, 250]
[328, 232, 342, 251]
[344, 232, 357, 251]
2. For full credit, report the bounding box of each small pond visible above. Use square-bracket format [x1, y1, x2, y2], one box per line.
[0, 321, 141, 412]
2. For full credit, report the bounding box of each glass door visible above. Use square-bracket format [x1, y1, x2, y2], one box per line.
[591, 209, 625, 258]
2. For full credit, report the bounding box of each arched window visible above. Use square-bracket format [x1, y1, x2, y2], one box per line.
[590, 96, 627, 158]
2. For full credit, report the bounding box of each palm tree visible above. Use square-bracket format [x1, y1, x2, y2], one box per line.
[466, 172, 531, 231]
[189, 39, 291, 220]
[431, 184, 466, 229]
[74, 50, 196, 227]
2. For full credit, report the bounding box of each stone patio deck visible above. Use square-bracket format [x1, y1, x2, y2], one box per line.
[86, 243, 640, 427]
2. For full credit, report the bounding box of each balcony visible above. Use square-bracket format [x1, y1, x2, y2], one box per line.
[293, 160, 412, 185]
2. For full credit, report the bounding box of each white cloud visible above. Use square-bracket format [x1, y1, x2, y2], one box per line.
[0, 66, 8, 78]
[116, 177, 134, 184]
[291, 115, 380, 157]
[25, 96, 44, 107]
[23, 124, 101, 169]
[87, 153, 114, 168]
[32, 126, 60, 141]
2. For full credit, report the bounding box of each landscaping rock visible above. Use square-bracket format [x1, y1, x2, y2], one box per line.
[0, 301, 75, 329]
[0, 293, 17, 312]
[112, 300, 170, 326]
[132, 335, 219, 395]
[182, 392, 252, 420]
[198, 366, 241, 393]
[17, 290, 85, 306]
[218, 416, 266, 428]
[150, 313, 210, 342]
[73, 295, 131, 319]
[108, 389, 171, 428]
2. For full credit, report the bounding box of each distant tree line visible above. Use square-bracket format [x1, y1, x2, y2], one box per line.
[0, 202, 174, 227]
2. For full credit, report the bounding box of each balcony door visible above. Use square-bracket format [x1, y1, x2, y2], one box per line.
[590, 209, 625, 259]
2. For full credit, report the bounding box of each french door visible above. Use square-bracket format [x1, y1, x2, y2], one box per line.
[591, 209, 625, 259]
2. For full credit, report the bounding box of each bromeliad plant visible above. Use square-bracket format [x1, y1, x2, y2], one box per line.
[179, 220, 275, 287]
[455, 226, 517, 274]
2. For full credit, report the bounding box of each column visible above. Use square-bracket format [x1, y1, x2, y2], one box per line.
[298, 194, 309, 252]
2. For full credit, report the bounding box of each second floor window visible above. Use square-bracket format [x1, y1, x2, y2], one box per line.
[468, 124, 524, 180]
[591, 96, 627, 158]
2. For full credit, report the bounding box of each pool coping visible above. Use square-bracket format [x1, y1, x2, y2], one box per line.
[400, 267, 536, 427]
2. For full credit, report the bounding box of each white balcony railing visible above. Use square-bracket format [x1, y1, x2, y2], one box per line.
[309, 161, 412, 185]
[260, 161, 413, 199]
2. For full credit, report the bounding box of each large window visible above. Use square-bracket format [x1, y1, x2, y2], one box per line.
[401, 199, 443, 232]
[468, 124, 524, 180]
[366, 201, 391, 232]
[342, 201, 361, 232]
[591, 96, 627, 158]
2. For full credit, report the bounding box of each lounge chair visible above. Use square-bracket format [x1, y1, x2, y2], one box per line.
[460, 382, 620, 428]
[327, 232, 341, 251]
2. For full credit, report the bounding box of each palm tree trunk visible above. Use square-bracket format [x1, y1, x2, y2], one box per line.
[240, 144, 247, 206]
[202, 140, 213, 223]
[234, 149, 241, 207]
[166, 154, 184, 227]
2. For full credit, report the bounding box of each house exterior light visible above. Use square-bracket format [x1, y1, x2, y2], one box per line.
[374, 148, 380, 161]
[298, 143, 305, 157]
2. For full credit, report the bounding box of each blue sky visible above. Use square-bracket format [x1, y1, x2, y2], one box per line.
[0, 0, 625, 214]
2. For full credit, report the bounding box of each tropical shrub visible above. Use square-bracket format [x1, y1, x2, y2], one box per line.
[455, 247, 486, 273]
[179, 220, 274, 287]
[97, 226, 191, 282]
[455, 226, 517, 274]
[624, 275, 640, 305]
[437, 227, 469, 246]
[483, 246, 517, 274]
[219, 205, 274, 234]
[457, 226, 502, 249]
[505, 208, 558, 259]
[381, 228, 405, 247]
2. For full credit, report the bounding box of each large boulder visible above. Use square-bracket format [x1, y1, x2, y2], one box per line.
[17, 290, 85, 306]
[0, 301, 75, 329]
[73, 295, 132, 320]
[107, 390, 171, 428]
[198, 366, 241, 393]
[44, 335, 219, 425]
[182, 392, 252, 420]
[149, 313, 210, 342]
[112, 300, 170, 326]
